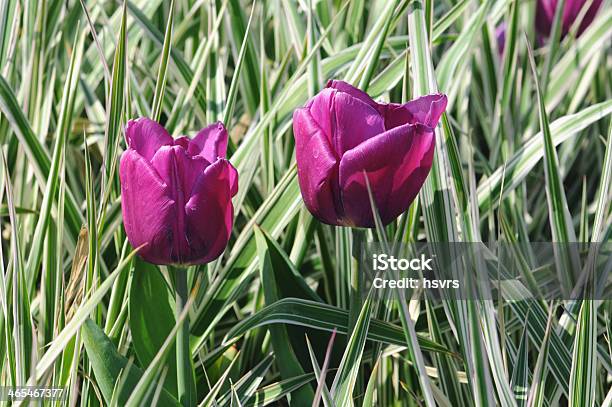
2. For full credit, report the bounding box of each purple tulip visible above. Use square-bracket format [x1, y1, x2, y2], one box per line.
[496, 22, 507, 55]
[119, 118, 238, 265]
[293, 80, 447, 228]
[536, 0, 603, 38]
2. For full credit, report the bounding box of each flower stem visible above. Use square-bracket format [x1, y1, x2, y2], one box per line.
[174, 268, 191, 407]
[348, 228, 365, 334]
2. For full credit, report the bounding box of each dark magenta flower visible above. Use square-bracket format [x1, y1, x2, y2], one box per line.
[536, 0, 603, 38]
[293, 80, 447, 228]
[119, 118, 238, 265]
[496, 22, 507, 55]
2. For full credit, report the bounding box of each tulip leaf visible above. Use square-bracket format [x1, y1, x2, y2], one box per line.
[82, 318, 180, 406]
[254, 226, 315, 404]
[128, 259, 179, 395]
[254, 225, 321, 302]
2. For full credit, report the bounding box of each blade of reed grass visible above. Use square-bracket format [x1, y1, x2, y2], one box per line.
[97, 0, 127, 241]
[511, 320, 530, 406]
[222, 1, 256, 131]
[217, 355, 274, 405]
[0, 149, 28, 386]
[590, 123, 612, 243]
[365, 176, 437, 407]
[0, 77, 83, 246]
[32, 247, 140, 382]
[356, 0, 399, 90]
[566, 124, 612, 407]
[167, 0, 229, 134]
[540, 0, 566, 90]
[224, 0, 259, 116]
[245, 373, 316, 407]
[568, 297, 597, 407]
[198, 352, 240, 407]
[25, 28, 84, 291]
[78, 0, 111, 84]
[477, 100, 612, 213]
[526, 35, 579, 297]
[526, 305, 556, 407]
[344, 0, 399, 84]
[150, 0, 174, 121]
[408, 2, 498, 405]
[437, 0, 492, 94]
[306, 332, 335, 407]
[307, 0, 321, 96]
[330, 289, 373, 406]
[545, 7, 612, 111]
[223, 298, 453, 356]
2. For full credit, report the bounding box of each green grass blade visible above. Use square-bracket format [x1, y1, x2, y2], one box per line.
[526, 35, 578, 297]
[330, 289, 373, 406]
[151, 0, 175, 121]
[223, 298, 454, 357]
[26, 29, 84, 290]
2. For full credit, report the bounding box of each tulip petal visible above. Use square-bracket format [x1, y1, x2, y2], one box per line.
[125, 118, 173, 162]
[150, 145, 209, 200]
[119, 150, 176, 264]
[150, 145, 212, 263]
[564, 0, 603, 35]
[228, 162, 239, 197]
[174, 136, 191, 149]
[185, 159, 236, 264]
[306, 88, 335, 146]
[189, 121, 229, 162]
[380, 94, 448, 129]
[293, 107, 343, 225]
[536, 0, 603, 37]
[332, 91, 385, 155]
[306, 85, 386, 154]
[326, 80, 378, 110]
[339, 123, 435, 227]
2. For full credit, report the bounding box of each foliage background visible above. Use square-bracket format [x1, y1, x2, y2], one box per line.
[0, 0, 610, 405]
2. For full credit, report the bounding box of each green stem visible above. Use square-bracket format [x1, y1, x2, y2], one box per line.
[348, 228, 365, 334]
[175, 268, 191, 407]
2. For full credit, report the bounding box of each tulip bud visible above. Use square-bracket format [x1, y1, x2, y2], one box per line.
[536, 0, 603, 38]
[293, 80, 447, 228]
[119, 118, 238, 265]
